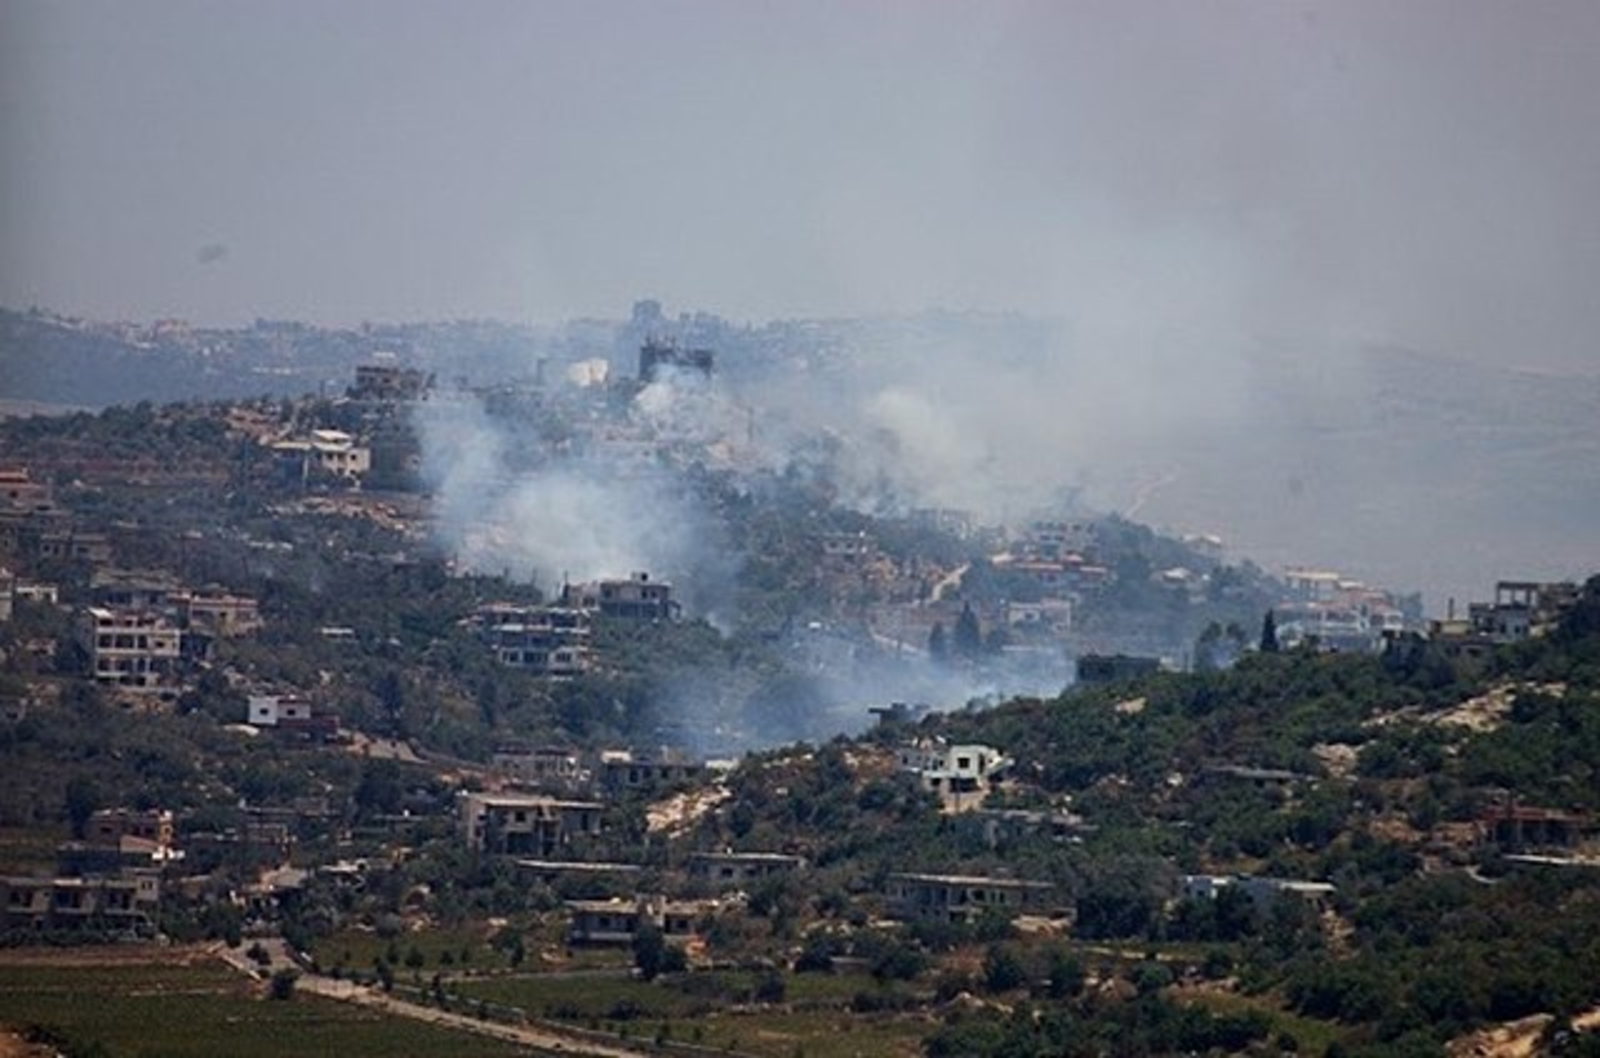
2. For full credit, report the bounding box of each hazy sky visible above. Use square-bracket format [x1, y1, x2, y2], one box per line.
[4, 1, 1599, 372]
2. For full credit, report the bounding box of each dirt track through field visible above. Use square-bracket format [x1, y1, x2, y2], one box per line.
[216, 939, 654, 1057]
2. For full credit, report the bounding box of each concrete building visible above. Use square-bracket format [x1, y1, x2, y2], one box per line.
[595, 749, 706, 796]
[688, 851, 806, 888]
[1479, 804, 1596, 853]
[884, 872, 1054, 923]
[87, 809, 174, 850]
[91, 568, 183, 610]
[491, 744, 588, 792]
[971, 808, 1091, 848]
[566, 895, 716, 946]
[1004, 598, 1073, 636]
[1275, 603, 1380, 654]
[561, 573, 679, 622]
[60, 809, 182, 876]
[0, 468, 53, 512]
[247, 694, 314, 728]
[350, 362, 432, 402]
[638, 340, 714, 384]
[12, 580, 58, 606]
[1466, 581, 1576, 642]
[0, 872, 160, 934]
[1021, 520, 1094, 561]
[897, 740, 1011, 796]
[474, 604, 591, 677]
[38, 530, 113, 565]
[458, 792, 604, 857]
[180, 590, 263, 637]
[515, 859, 641, 884]
[1182, 874, 1336, 912]
[80, 607, 181, 691]
[819, 531, 877, 565]
[1283, 568, 1344, 604]
[271, 429, 372, 482]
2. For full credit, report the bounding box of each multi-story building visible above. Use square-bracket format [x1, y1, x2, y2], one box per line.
[0, 468, 54, 513]
[271, 429, 371, 482]
[79, 607, 181, 691]
[0, 872, 161, 934]
[91, 568, 183, 610]
[86, 809, 174, 850]
[561, 573, 679, 622]
[897, 739, 1010, 796]
[350, 362, 432, 402]
[38, 529, 113, 565]
[490, 744, 588, 793]
[595, 749, 706, 796]
[473, 604, 591, 677]
[458, 792, 604, 857]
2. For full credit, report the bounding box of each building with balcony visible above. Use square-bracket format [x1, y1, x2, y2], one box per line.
[688, 851, 807, 888]
[473, 603, 592, 677]
[884, 872, 1054, 923]
[458, 792, 604, 857]
[79, 607, 181, 692]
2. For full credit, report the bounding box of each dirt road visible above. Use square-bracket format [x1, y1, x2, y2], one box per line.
[217, 940, 653, 1057]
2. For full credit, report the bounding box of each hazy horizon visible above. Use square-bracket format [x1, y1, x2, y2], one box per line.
[5, 1, 1600, 376]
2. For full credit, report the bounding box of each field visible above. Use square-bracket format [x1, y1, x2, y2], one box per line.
[451, 969, 929, 1058]
[0, 952, 531, 1057]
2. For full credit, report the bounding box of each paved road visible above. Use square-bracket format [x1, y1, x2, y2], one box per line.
[216, 940, 653, 1057]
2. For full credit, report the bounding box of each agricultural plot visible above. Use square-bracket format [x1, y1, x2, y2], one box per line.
[0, 959, 530, 1057]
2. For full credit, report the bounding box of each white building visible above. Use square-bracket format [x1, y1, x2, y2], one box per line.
[897, 740, 1011, 796]
[272, 429, 371, 481]
[79, 607, 181, 691]
[248, 695, 314, 727]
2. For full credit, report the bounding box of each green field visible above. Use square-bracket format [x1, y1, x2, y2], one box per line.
[0, 961, 532, 1057]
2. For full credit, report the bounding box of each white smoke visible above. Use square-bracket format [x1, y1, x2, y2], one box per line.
[414, 386, 739, 625]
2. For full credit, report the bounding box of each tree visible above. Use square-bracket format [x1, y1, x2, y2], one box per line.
[354, 758, 405, 818]
[1046, 947, 1085, 999]
[1260, 610, 1280, 653]
[982, 944, 1026, 993]
[268, 968, 299, 1001]
[1195, 621, 1223, 672]
[928, 622, 949, 662]
[953, 603, 983, 660]
[633, 921, 683, 981]
[64, 777, 99, 840]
